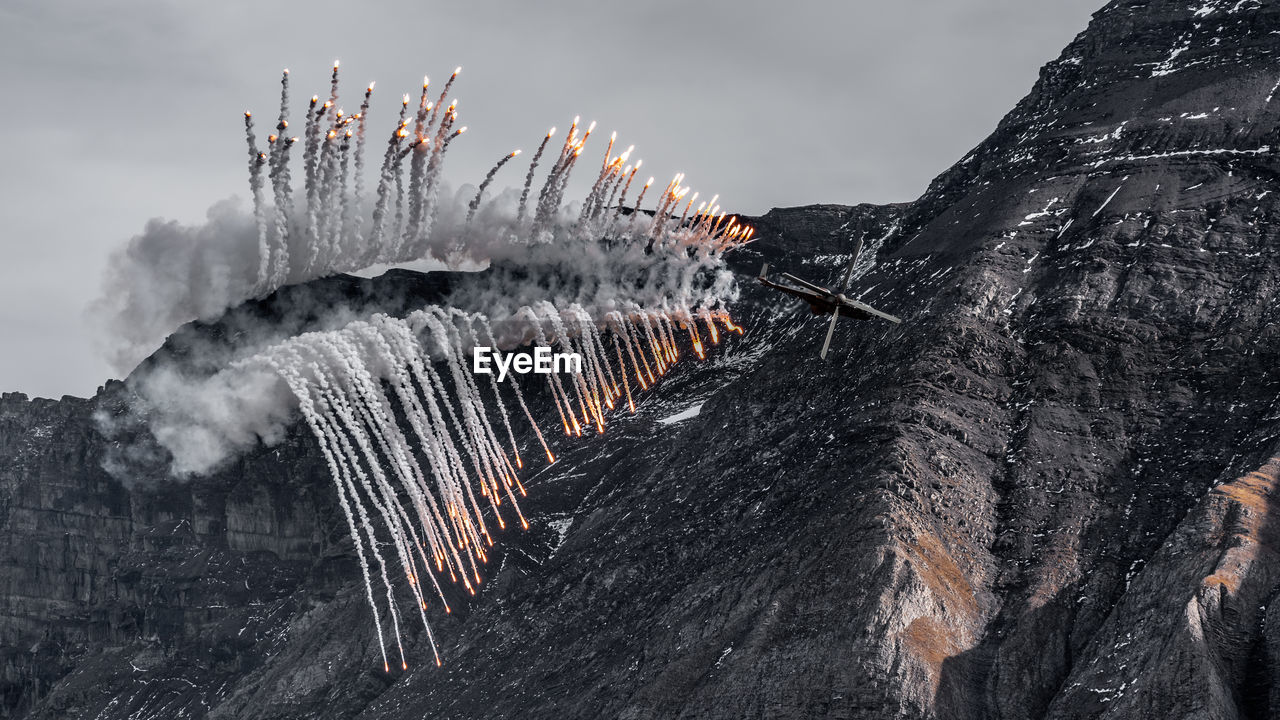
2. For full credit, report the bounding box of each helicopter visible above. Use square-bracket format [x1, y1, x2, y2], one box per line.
[757, 233, 901, 359]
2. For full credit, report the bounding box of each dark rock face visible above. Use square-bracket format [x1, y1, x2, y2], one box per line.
[7, 0, 1280, 717]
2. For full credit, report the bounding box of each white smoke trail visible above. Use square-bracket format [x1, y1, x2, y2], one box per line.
[243, 112, 269, 290]
[467, 150, 521, 226]
[517, 129, 554, 224]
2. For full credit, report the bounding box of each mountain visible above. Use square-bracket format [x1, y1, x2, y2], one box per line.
[6, 0, 1280, 717]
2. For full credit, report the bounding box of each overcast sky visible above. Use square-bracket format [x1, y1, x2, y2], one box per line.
[0, 0, 1102, 399]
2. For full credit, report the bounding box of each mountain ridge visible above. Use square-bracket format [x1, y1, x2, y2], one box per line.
[7, 0, 1280, 717]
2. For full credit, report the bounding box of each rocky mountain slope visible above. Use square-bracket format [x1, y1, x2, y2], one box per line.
[6, 0, 1280, 717]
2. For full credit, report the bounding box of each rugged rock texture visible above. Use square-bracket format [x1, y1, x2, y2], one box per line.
[6, 0, 1280, 717]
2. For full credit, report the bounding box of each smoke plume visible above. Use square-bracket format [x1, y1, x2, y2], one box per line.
[94, 64, 754, 664]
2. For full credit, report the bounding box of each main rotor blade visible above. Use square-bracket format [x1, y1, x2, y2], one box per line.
[838, 233, 865, 292]
[819, 306, 840, 360]
[779, 272, 833, 295]
[845, 299, 903, 324]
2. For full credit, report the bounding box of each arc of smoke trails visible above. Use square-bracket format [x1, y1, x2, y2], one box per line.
[251, 299, 751, 668]
[229, 65, 763, 668]
[240, 66, 755, 299]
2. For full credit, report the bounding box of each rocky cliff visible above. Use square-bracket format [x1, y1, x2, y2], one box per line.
[6, 0, 1280, 717]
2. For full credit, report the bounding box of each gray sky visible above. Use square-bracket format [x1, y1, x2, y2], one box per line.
[0, 0, 1102, 399]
